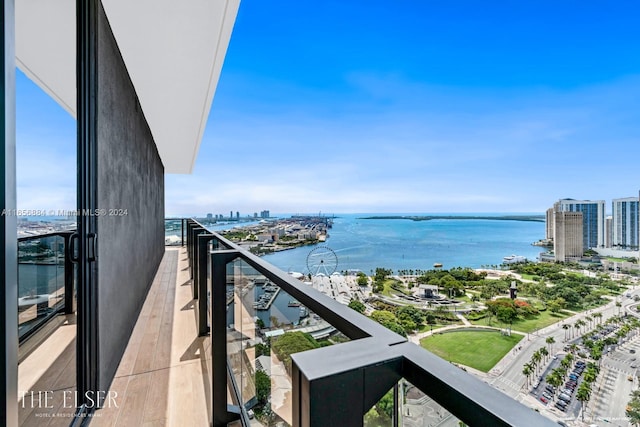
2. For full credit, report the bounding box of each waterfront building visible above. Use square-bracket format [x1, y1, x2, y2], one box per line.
[554, 198, 605, 249]
[605, 215, 613, 248]
[612, 197, 639, 249]
[545, 207, 554, 240]
[554, 211, 584, 262]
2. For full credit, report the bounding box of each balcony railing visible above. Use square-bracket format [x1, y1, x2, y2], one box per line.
[17, 231, 75, 343]
[183, 218, 558, 427]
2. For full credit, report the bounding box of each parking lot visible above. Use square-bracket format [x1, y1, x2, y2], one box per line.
[530, 354, 586, 418]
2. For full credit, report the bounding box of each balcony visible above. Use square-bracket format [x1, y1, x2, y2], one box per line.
[83, 219, 557, 426]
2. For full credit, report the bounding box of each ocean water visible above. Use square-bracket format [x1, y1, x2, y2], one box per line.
[261, 213, 546, 275]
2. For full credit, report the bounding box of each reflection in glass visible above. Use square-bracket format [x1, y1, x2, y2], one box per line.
[400, 379, 462, 427]
[18, 235, 66, 339]
[226, 259, 349, 426]
[164, 219, 183, 245]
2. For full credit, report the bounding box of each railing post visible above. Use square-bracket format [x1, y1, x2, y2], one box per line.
[210, 250, 240, 427]
[190, 227, 206, 297]
[291, 348, 402, 427]
[393, 382, 399, 427]
[63, 233, 75, 314]
[196, 233, 213, 336]
[181, 218, 185, 247]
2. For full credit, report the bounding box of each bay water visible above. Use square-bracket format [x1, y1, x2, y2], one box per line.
[262, 213, 546, 275]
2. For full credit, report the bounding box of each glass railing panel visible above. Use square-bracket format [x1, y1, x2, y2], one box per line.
[399, 379, 462, 426]
[363, 379, 464, 427]
[226, 258, 350, 427]
[164, 218, 183, 245]
[18, 235, 66, 339]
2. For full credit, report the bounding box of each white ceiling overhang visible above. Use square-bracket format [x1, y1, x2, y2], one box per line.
[15, 0, 240, 174]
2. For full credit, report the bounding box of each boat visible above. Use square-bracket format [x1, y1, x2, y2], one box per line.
[503, 255, 526, 264]
[288, 300, 301, 307]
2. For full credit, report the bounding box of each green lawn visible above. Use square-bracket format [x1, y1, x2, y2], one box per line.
[468, 309, 569, 333]
[420, 330, 523, 372]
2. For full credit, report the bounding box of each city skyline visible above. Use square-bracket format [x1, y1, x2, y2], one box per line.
[16, 1, 640, 215]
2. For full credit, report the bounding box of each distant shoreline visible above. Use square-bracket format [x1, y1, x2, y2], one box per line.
[359, 215, 545, 222]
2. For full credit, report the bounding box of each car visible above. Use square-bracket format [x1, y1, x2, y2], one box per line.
[631, 364, 637, 368]
[555, 403, 567, 411]
[631, 358, 637, 361]
[632, 349, 637, 354]
[546, 385, 556, 393]
[540, 396, 549, 404]
[561, 388, 573, 395]
[558, 393, 571, 402]
[533, 381, 540, 389]
[569, 374, 578, 380]
[556, 399, 568, 407]
[553, 355, 558, 360]
[542, 392, 553, 400]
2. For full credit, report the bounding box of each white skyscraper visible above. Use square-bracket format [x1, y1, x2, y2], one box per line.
[612, 197, 639, 249]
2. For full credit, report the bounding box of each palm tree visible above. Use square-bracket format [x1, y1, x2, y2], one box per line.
[583, 366, 597, 384]
[532, 350, 542, 374]
[522, 363, 533, 387]
[540, 347, 549, 362]
[562, 324, 570, 341]
[594, 312, 603, 325]
[546, 336, 556, 354]
[576, 382, 592, 422]
[585, 315, 593, 330]
[575, 319, 586, 337]
[616, 301, 623, 316]
[546, 371, 563, 395]
[564, 352, 574, 365]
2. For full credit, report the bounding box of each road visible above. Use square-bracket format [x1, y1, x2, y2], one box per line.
[485, 289, 639, 426]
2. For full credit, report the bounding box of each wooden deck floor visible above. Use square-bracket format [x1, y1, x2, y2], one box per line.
[92, 247, 211, 427]
[18, 316, 77, 427]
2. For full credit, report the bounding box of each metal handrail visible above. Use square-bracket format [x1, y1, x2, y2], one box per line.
[17, 231, 75, 343]
[184, 218, 557, 427]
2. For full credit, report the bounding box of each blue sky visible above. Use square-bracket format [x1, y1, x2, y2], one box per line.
[17, 1, 640, 215]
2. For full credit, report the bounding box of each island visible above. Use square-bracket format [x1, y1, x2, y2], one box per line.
[359, 214, 545, 222]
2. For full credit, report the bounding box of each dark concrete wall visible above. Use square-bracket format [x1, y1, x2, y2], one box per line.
[96, 3, 164, 392]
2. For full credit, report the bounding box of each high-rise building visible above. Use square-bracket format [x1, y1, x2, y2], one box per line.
[554, 199, 605, 249]
[545, 207, 554, 240]
[605, 216, 613, 248]
[554, 211, 584, 262]
[206, 213, 213, 220]
[612, 197, 639, 249]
